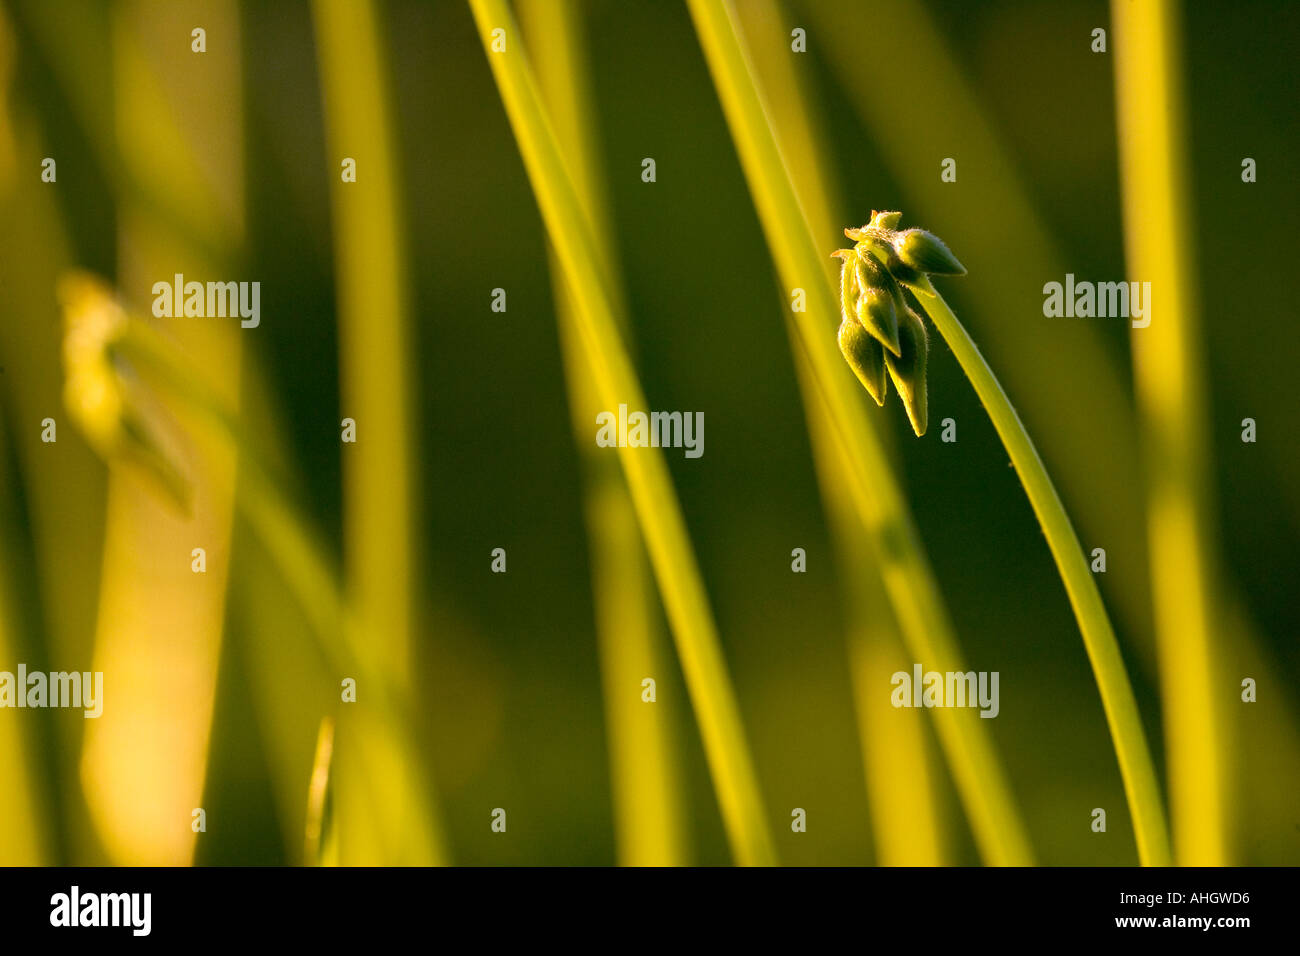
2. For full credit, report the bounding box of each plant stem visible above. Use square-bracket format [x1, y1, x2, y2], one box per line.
[687, 0, 1032, 865]
[915, 278, 1173, 866]
[800, 0, 1153, 647]
[468, 0, 775, 866]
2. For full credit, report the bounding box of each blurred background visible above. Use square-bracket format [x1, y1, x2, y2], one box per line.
[0, 0, 1296, 866]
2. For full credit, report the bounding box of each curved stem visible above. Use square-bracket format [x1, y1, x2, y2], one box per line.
[687, 0, 1033, 865]
[915, 278, 1173, 866]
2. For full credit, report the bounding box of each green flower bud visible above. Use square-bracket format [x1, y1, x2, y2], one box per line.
[853, 267, 901, 356]
[833, 249, 859, 326]
[869, 209, 903, 230]
[869, 244, 931, 297]
[892, 228, 966, 276]
[838, 318, 888, 406]
[883, 306, 929, 436]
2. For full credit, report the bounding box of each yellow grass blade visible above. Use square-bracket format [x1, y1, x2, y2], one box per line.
[519, 0, 689, 866]
[78, 0, 243, 865]
[1111, 0, 1229, 865]
[734, 0, 947, 864]
[468, 0, 776, 866]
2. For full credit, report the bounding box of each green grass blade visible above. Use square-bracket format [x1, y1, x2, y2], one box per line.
[519, 0, 689, 866]
[734, 0, 948, 864]
[467, 0, 775, 866]
[1110, 0, 1228, 865]
[311, 0, 418, 679]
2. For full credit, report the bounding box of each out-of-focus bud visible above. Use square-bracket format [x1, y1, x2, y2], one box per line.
[58, 271, 128, 456]
[57, 271, 191, 510]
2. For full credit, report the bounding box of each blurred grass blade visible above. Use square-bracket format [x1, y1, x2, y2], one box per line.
[123, 323, 448, 866]
[304, 715, 336, 865]
[0, 5, 50, 865]
[0, 9, 110, 866]
[311, 0, 417, 680]
[1111, 0, 1228, 865]
[78, 0, 244, 866]
[803, 353, 947, 864]
[312, 0, 448, 865]
[0, 413, 51, 865]
[687, 0, 1032, 865]
[518, 0, 688, 865]
[468, 0, 776, 866]
[61, 278, 445, 865]
[735, 0, 947, 864]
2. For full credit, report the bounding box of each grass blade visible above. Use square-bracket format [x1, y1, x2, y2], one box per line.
[311, 0, 418, 679]
[734, 0, 947, 864]
[78, 0, 244, 865]
[467, 0, 775, 866]
[1110, 0, 1228, 865]
[518, 0, 689, 866]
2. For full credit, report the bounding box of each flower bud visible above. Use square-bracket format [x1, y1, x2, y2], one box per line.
[833, 249, 858, 326]
[869, 209, 903, 230]
[854, 282, 901, 357]
[838, 318, 887, 406]
[883, 306, 929, 436]
[852, 253, 906, 355]
[892, 228, 966, 276]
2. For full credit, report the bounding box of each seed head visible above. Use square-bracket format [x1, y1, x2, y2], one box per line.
[831, 213, 959, 435]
